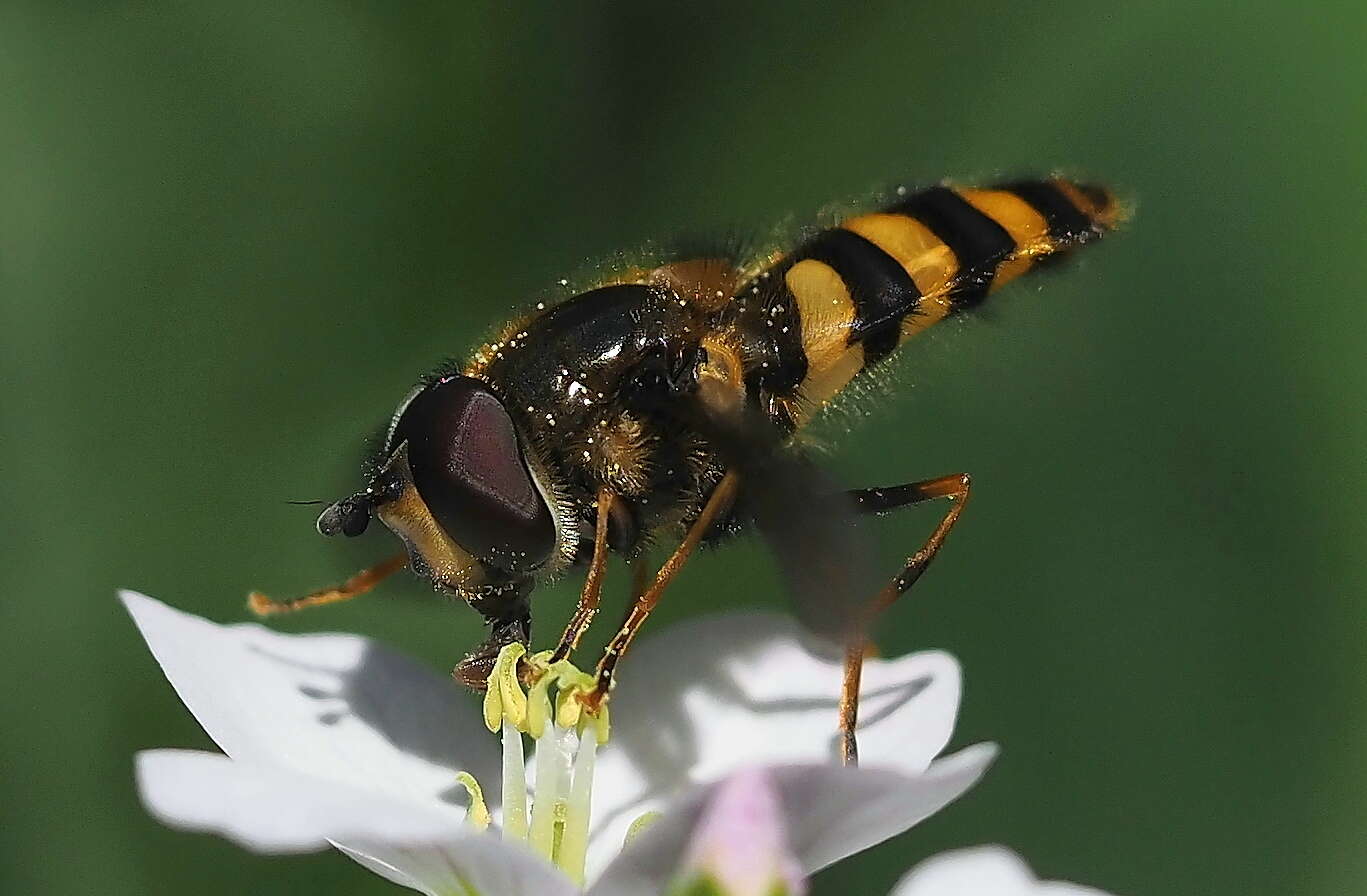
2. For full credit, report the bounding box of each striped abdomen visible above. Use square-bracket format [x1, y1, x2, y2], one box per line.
[728, 177, 1123, 427]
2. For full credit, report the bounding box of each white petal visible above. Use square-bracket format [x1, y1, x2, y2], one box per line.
[335, 837, 578, 896]
[778, 744, 997, 875]
[140, 749, 578, 896]
[136, 749, 466, 853]
[888, 846, 1118, 896]
[589, 744, 996, 894]
[120, 590, 497, 817]
[580, 612, 960, 869]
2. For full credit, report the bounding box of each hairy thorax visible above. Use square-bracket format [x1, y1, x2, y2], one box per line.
[469, 283, 729, 570]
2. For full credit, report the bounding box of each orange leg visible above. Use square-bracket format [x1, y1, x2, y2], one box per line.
[551, 487, 616, 663]
[247, 553, 407, 616]
[838, 473, 972, 766]
[582, 471, 740, 711]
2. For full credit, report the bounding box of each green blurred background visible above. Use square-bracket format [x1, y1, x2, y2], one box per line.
[4, 2, 1365, 893]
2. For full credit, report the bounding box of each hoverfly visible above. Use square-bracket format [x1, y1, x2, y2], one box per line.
[251, 177, 1122, 764]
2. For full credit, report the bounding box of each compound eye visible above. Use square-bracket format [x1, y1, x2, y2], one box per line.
[392, 376, 556, 574]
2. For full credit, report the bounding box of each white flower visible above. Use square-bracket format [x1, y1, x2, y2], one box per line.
[121, 590, 996, 895]
[888, 846, 1116, 896]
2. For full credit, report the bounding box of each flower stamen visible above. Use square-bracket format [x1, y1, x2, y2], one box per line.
[558, 729, 598, 885]
[500, 719, 529, 841]
[475, 643, 606, 881]
[453, 771, 491, 831]
[530, 723, 574, 857]
[624, 810, 662, 847]
[482, 641, 529, 733]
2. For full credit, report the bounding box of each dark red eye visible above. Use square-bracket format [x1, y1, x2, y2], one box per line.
[391, 376, 555, 574]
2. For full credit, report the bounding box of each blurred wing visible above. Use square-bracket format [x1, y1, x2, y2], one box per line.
[745, 449, 881, 646]
[694, 398, 880, 647]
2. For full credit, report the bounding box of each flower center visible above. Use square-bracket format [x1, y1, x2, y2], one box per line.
[458, 644, 609, 886]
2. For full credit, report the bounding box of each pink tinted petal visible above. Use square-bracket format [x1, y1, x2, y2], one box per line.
[676, 768, 804, 896]
[589, 745, 995, 895]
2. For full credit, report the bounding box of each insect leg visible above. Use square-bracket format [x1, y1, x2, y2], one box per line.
[581, 470, 741, 711]
[550, 487, 616, 663]
[838, 472, 972, 766]
[247, 552, 408, 616]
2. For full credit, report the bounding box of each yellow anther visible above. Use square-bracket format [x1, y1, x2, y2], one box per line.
[525, 648, 556, 679]
[552, 667, 595, 730]
[588, 702, 611, 745]
[454, 772, 491, 831]
[527, 667, 557, 738]
[554, 685, 584, 730]
[482, 685, 501, 733]
[485, 647, 611, 745]
[557, 683, 610, 744]
[483, 642, 529, 733]
[623, 810, 661, 847]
